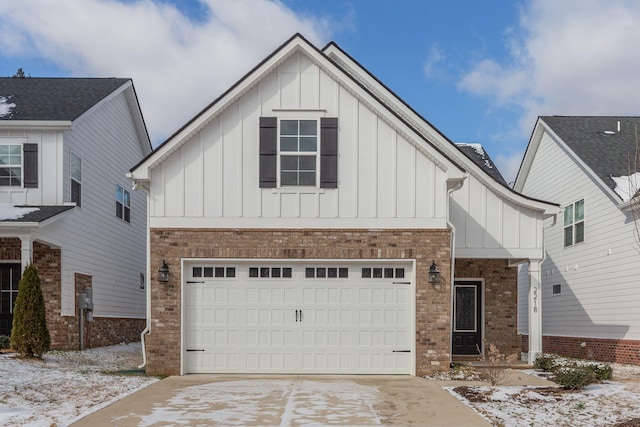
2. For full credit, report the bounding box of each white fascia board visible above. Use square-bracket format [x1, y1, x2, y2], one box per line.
[325, 44, 557, 215]
[0, 121, 72, 130]
[514, 119, 545, 192]
[149, 216, 450, 229]
[0, 222, 39, 230]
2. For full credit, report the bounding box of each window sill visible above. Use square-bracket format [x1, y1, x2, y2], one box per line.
[271, 187, 326, 194]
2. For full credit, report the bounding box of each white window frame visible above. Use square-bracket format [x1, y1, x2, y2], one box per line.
[0, 143, 22, 187]
[115, 184, 131, 223]
[70, 151, 82, 206]
[563, 199, 585, 247]
[277, 118, 319, 187]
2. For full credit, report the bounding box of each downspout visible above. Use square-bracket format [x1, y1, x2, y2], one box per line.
[446, 173, 469, 367]
[135, 182, 151, 370]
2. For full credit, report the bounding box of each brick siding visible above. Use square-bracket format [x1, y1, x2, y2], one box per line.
[454, 258, 520, 360]
[146, 228, 452, 376]
[521, 334, 640, 365]
[1, 238, 143, 350]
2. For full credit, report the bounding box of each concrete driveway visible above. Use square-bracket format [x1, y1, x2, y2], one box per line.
[71, 374, 492, 426]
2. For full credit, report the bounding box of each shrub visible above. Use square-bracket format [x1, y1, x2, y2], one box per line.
[585, 363, 613, 381]
[0, 335, 10, 350]
[553, 366, 597, 390]
[10, 264, 50, 358]
[533, 354, 558, 371]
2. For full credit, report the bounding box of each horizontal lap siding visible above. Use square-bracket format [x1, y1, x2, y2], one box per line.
[41, 92, 146, 318]
[519, 131, 640, 341]
[150, 51, 447, 224]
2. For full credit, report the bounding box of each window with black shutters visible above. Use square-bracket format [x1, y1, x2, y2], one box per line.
[259, 117, 338, 188]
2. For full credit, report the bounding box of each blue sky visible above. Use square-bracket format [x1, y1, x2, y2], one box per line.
[2, 0, 640, 183]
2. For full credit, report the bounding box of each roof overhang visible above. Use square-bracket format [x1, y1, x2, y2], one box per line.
[130, 34, 466, 184]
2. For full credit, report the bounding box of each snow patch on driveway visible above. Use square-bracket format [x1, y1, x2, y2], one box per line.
[137, 379, 382, 426]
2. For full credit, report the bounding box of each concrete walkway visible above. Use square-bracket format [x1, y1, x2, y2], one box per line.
[72, 371, 553, 426]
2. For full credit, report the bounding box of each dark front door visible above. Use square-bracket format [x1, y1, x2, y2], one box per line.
[0, 263, 22, 336]
[452, 281, 482, 355]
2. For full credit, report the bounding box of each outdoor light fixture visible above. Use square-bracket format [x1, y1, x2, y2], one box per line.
[157, 259, 169, 283]
[428, 260, 440, 283]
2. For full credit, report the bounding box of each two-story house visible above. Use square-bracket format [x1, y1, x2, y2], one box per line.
[129, 34, 558, 376]
[0, 78, 151, 350]
[516, 116, 640, 365]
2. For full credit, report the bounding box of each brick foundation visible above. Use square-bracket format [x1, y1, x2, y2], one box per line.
[147, 228, 452, 376]
[1, 238, 144, 351]
[454, 259, 520, 360]
[521, 334, 640, 365]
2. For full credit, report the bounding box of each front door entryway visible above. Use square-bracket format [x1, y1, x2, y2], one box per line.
[0, 263, 21, 336]
[452, 281, 482, 355]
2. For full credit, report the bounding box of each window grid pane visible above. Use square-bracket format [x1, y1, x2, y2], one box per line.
[279, 119, 317, 187]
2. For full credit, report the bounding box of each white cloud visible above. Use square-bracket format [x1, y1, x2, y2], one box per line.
[494, 150, 524, 187]
[459, 0, 640, 137]
[423, 44, 445, 79]
[0, 0, 330, 144]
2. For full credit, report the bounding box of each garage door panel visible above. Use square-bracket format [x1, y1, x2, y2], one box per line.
[184, 262, 413, 374]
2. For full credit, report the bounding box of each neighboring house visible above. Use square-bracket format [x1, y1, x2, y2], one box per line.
[129, 34, 558, 376]
[0, 78, 151, 350]
[516, 116, 640, 365]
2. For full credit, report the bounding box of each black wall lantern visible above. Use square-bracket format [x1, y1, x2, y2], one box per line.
[157, 259, 169, 283]
[428, 260, 440, 284]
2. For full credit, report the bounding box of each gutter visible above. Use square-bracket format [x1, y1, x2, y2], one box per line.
[446, 173, 468, 366]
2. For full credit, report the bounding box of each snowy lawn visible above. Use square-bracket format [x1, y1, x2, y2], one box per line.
[444, 362, 640, 427]
[0, 343, 158, 427]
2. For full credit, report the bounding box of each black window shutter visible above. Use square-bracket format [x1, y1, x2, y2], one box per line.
[259, 117, 277, 188]
[23, 143, 38, 188]
[320, 117, 338, 188]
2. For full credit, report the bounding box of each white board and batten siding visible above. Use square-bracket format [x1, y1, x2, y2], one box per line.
[149, 51, 449, 229]
[517, 129, 640, 340]
[450, 174, 544, 258]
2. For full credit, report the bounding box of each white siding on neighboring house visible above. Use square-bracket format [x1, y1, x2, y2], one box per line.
[148, 51, 449, 228]
[37, 90, 147, 317]
[0, 129, 65, 205]
[518, 130, 640, 340]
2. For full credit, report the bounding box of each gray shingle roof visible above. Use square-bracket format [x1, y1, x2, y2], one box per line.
[0, 205, 74, 223]
[541, 116, 640, 193]
[456, 143, 508, 186]
[0, 78, 129, 121]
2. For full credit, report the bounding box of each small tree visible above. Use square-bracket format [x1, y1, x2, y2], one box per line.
[10, 264, 50, 357]
[11, 68, 31, 78]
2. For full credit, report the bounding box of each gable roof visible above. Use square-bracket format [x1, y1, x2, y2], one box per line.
[539, 116, 640, 194]
[0, 78, 130, 121]
[130, 33, 557, 214]
[456, 143, 507, 186]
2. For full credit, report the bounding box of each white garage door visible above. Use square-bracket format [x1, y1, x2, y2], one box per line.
[183, 261, 413, 374]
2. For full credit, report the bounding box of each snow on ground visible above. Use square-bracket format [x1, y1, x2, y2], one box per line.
[446, 362, 640, 427]
[0, 343, 158, 427]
